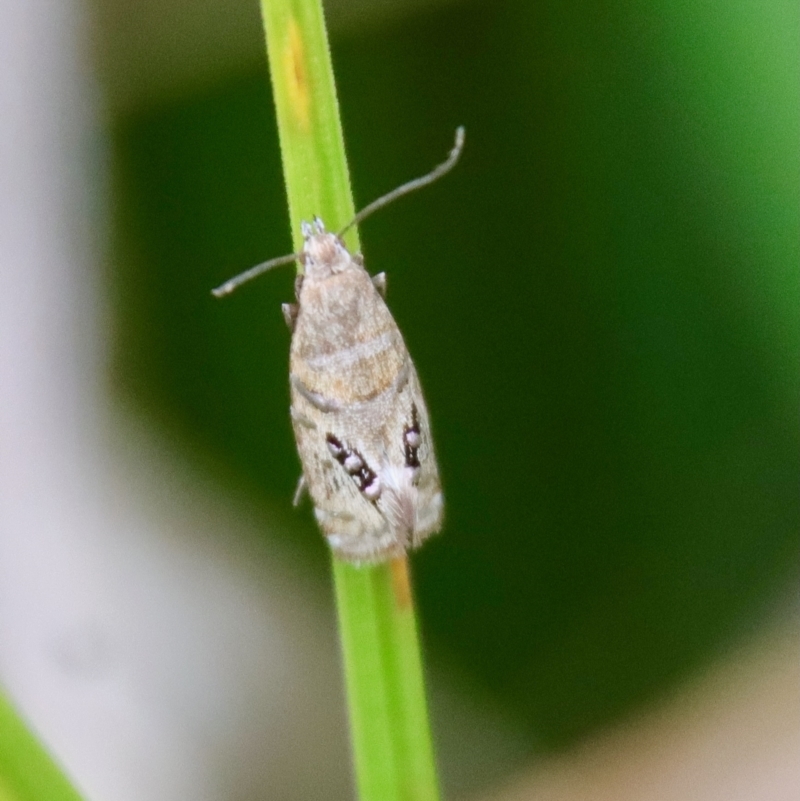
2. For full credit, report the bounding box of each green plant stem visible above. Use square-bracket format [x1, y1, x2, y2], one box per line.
[333, 559, 439, 801]
[0, 692, 84, 801]
[261, 0, 357, 251]
[258, 1, 440, 798]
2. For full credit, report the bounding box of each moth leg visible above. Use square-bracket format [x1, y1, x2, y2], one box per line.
[291, 375, 340, 412]
[282, 303, 298, 331]
[292, 474, 307, 507]
[371, 272, 387, 297]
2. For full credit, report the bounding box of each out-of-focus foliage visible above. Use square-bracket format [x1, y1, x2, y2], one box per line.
[0, 694, 84, 801]
[112, 0, 799, 748]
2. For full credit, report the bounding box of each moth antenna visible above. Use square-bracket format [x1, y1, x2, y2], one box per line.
[211, 252, 299, 298]
[213, 127, 464, 297]
[338, 126, 465, 237]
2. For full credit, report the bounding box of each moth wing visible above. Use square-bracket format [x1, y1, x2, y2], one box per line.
[291, 399, 406, 562]
[399, 366, 444, 544]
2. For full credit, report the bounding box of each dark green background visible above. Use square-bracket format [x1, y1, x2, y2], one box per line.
[112, 0, 798, 750]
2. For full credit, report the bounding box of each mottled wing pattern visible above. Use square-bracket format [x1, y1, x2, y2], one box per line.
[289, 257, 442, 563]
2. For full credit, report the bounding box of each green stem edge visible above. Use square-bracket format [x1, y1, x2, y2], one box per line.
[258, 2, 440, 799]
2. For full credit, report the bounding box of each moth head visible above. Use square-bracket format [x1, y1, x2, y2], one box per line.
[300, 217, 353, 280]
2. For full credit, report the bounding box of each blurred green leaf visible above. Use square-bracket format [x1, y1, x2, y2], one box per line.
[112, 0, 799, 751]
[0, 693, 84, 801]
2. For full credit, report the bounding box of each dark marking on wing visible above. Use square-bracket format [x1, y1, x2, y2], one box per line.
[325, 434, 380, 501]
[403, 404, 421, 470]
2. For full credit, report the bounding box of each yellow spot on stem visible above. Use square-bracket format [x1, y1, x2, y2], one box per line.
[391, 557, 413, 610]
[283, 19, 310, 129]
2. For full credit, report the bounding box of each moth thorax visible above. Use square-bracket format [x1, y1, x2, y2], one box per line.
[302, 231, 352, 280]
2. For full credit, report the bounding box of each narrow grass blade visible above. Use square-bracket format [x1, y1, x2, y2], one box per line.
[258, 1, 441, 797]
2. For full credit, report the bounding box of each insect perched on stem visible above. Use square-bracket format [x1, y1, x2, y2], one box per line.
[213, 128, 464, 563]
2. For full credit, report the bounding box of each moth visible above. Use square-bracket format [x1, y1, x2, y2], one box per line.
[213, 128, 464, 563]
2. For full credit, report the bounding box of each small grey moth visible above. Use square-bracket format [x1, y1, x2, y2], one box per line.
[213, 128, 464, 563]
